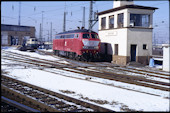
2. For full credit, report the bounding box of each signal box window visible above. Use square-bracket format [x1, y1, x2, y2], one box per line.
[101, 17, 106, 30]
[109, 15, 114, 29]
[114, 44, 118, 55]
[143, 44, 148, 50]
[130, 14, 150, 27]
[117, 13, 124, 28]
[83, 34, 90, 39]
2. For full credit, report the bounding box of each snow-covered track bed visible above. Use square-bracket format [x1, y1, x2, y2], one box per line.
[1, 75, 113, 112]
[2, 50, 170, 92]
[39, 50, 170, 81]
[88, 62, 170, 80]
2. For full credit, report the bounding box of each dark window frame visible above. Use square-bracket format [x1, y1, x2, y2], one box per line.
[83, 34, 90, 39]
[143, 44, 148, 50]
[101, 17, 106, 30]
[114, 44, 119, 55]
[109, 15, 114, 29]
[117, 13, 124, 28]
[91, 34, 99, 39]
[130, 13, 150, 27]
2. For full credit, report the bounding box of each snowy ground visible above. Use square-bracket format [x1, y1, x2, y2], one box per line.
[1, 46, 170, 111]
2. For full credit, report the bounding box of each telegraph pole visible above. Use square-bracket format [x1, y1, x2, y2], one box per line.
[88, 1, 98, 32]
[50, 22, 52, 43]
[63, 12, 66, 32]
[48, 30, 49, 43]
[88, 1, 93, 31]
[18, 2, 21, 25]
[82, 7, 85, 28]
[41, 11, 44, 44]
[39, 23, 42, 43]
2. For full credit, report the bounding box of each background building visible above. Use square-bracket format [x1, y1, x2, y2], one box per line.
[98, 1, 158, 65]
[1, 24, 35, 46]
[162, 44, 170, 72]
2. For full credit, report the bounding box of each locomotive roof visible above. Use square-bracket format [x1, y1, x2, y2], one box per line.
[57, 29, 97, 35]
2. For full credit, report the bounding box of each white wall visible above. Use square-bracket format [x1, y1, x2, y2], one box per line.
[163, 44, 170, 72]
[127, 28, 153, 56]
[99, 29, 127, 56]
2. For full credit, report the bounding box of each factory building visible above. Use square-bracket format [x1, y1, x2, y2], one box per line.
[1, 24, 35, 46]
[97, 1, 158, 65]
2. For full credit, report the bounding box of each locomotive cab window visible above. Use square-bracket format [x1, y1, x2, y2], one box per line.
[83, 34, 90, 39]
[91, 34, 99, 39]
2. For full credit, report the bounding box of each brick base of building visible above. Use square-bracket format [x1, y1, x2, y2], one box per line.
[112, 55, 151, 66]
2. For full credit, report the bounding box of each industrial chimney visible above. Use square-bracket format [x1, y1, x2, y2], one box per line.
[113, 0, 134, 8]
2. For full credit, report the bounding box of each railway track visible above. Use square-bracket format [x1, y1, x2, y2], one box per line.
[2, 50, 170, 92]
[1, 101, 26, 112]
[3, 49, 170, 78]
[1, 75, 114, 112]
[1, 96, 40, 112]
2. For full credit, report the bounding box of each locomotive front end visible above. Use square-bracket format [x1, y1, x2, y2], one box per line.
[81, 33, 101, 61]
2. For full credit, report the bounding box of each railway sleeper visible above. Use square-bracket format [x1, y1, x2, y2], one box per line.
[1, 85, 60, 112]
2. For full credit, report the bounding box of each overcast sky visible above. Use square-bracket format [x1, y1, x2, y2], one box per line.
[1, 1, 169, 44]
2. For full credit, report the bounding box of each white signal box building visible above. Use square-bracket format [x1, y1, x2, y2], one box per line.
[98, 1, 158, 65]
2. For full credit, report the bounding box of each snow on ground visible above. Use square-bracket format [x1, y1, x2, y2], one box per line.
[2, 65, 169, 111]
[2, 59, 169, 99]
[2, 47, 69, 64]
[1, 46, 170, 111]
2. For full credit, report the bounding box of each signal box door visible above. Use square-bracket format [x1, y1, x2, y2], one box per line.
[131, 45, 137, 61]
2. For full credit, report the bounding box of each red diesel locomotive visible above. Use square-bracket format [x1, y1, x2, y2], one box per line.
[53, 29, 101, 61]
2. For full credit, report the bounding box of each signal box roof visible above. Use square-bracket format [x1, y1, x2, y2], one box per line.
[57, 29, 97, 35]
[97, 4, 158, 15]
